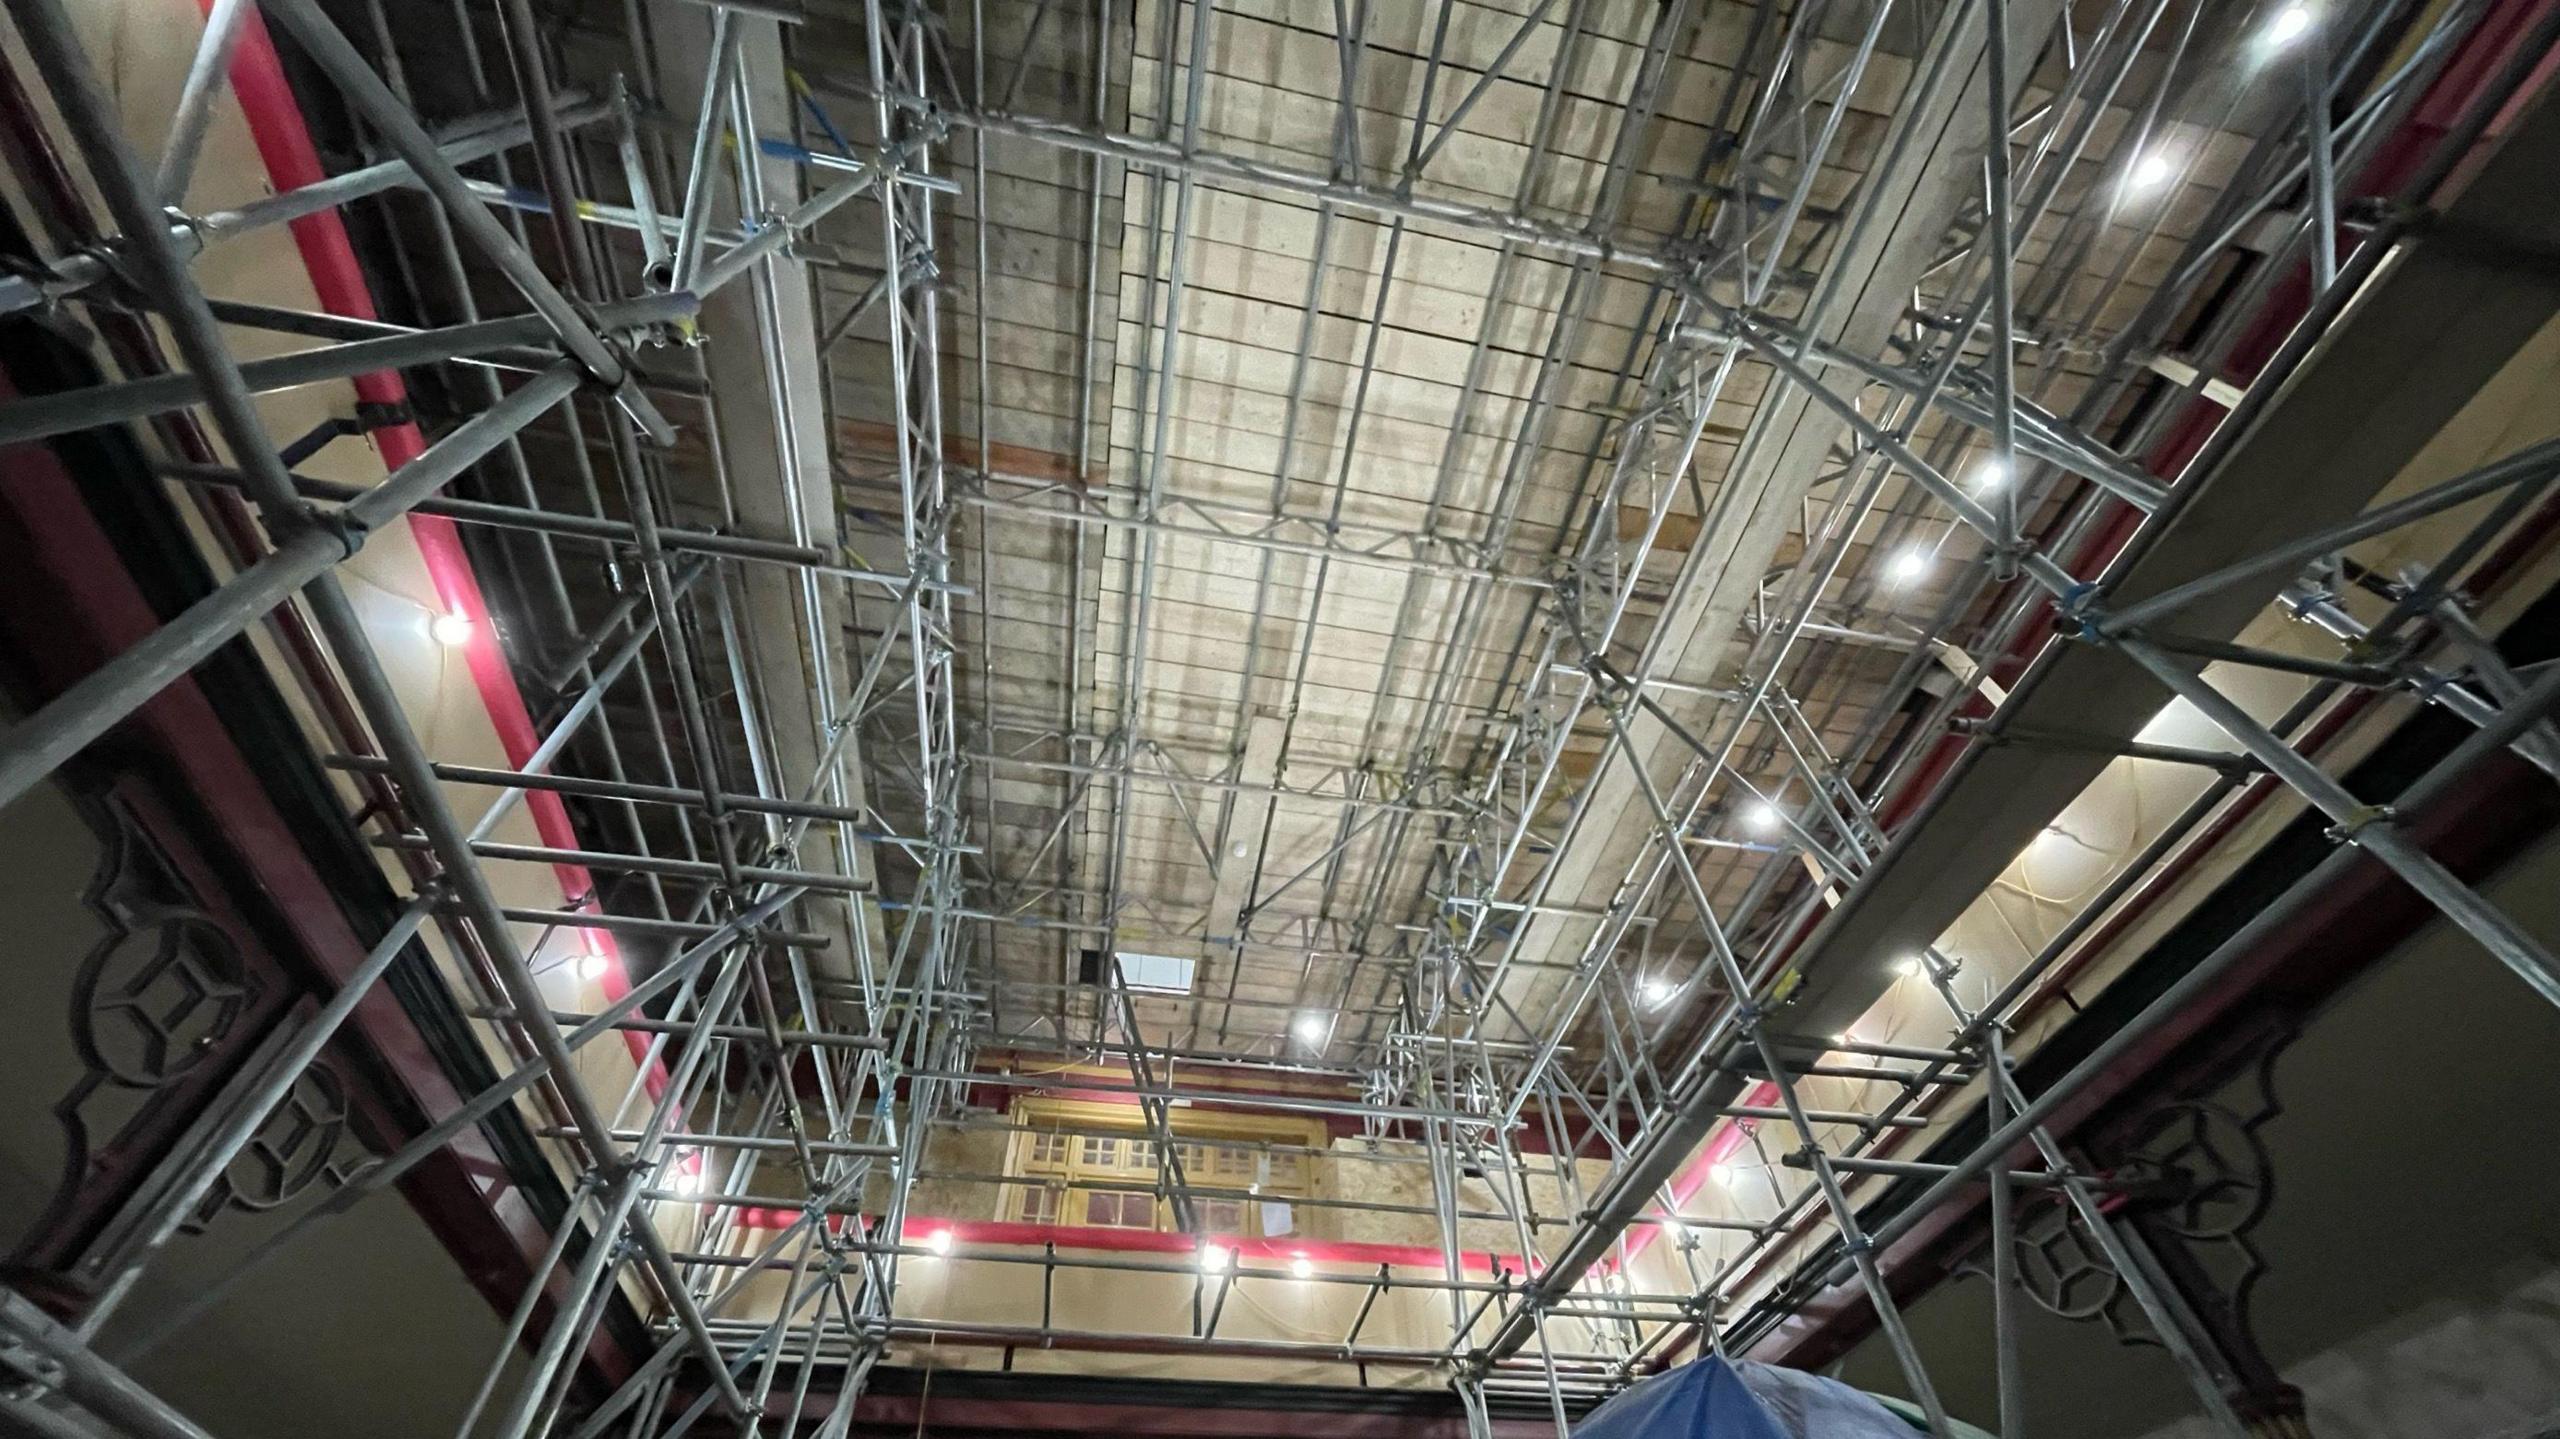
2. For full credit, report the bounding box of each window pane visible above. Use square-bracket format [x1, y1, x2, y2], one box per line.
[1020, 1186, 1061, 1224]
[1080, 1136, 1119, 1167]
[1086, 1191, 1152, 1228]
[1130, 1140, 1155, 1168]
[1118, 951, 1197, 994]
[1196, 1198, 1246, 1235]
[1029, 1133, 1068, 1166]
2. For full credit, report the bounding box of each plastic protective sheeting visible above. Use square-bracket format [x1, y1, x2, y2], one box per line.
[1572, 1357, 1933, 1439]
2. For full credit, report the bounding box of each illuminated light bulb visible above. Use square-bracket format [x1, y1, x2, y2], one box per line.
[2265, 3, 2313, 45]
[672, 1151, 705, 1196]
[1744, 800, 1782, 834]
[1290, 1255, 1315, 1280]
[430, 612, 475, 647]
[1886, 549, 1930, 586]
[1202, 1244, 1232, 1274]
[1639, 976, 1677, 1009]
[1293, 1013, 1327, 1044]
[576, 951, 609, 981]
[2127, 149, 2177, 192]
[1834, 1031, 1857, 1048]
[1709, 1162, 1736, 1184]
[924, 1229, 954, 1256]
[1973, 458, 2010, 492]
[1894, 955, 1924, 977]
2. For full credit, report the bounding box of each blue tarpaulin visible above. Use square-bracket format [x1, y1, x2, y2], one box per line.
[1573, 1357, 1960, 1439]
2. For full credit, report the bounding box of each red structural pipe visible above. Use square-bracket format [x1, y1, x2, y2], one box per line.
[898, 1218, 1528, 1275]
[208, 4, 660, 1084]
[712, 1209, 1530, 1274]
[0, 28, 652, 1376]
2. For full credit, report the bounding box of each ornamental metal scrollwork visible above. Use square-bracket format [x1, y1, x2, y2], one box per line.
[70, 904, 249, 1089]
[2003, 1027, 2292, 1365]
[22, 804, 261, 1266]
[2109, 1039, 2290, 1369]
[2125, 1098, 2277, 1241]
[2012, 1187, 2128, 1325]
[15, 795, 288, 1278]
[185, 1062, 370, 1227]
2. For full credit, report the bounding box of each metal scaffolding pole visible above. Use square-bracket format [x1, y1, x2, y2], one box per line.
[4, 0, 2556, 1426]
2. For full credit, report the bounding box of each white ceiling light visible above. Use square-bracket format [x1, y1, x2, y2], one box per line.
[430, 612, 475, 647]
[1744, 800, 1782, 834]
[1201, 1244, 1232, 1273]
[575, 950, 609, 981]
[1638, 976, 1677, 1009]
[2127, 149, 2177, 193]
[1886, 549, 1931, 586]
[2265, 3, 2314, 45]
[1708, 1162, 1736, 1184]
[1293, 1013, 1328, 1045]
[1289, 1255, 1314, 1280]
[1894, 955, 1924, 977]
[924, 1229, 953, 1256]
[1972, 457, 2009, 492]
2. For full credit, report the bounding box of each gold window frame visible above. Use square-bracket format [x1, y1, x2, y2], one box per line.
[1003, 1095, 1324, 1237]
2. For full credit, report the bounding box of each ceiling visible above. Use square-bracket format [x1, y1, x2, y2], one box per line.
[3, 0, 2558, 1431]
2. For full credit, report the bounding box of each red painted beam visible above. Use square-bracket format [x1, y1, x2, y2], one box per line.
[0, 371, 609, 1355]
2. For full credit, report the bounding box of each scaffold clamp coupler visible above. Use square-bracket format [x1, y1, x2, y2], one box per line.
[310, 506, 371, 560]
[2325, 804, 2394, 842]
[2053, 580, 2104, 635]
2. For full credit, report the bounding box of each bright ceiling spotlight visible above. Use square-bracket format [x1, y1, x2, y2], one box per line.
[1290, 1255, 1315, 1280]
[1293, 1013, 1328, 1045]
[1202, 1244, 1232, 1274]
[1834, 1031, 1857, 1048]
[430, 612, 475, 647]
[1638, 976, 1677, 1009]
[1708, 1162, 1736, 1184]
[924, 1229, 954, 1256]
[571, 931, 611, 981]
[1744, 800, 1782, 834]
[671, 1150, 706, 1196]
[1894, 954, 1924, 977]
[1885, 549, 1930, 586]
[2265, 3, 2314, 46]
[1972, 457, 2010, 493]
[2126, 149, 2177, 193]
